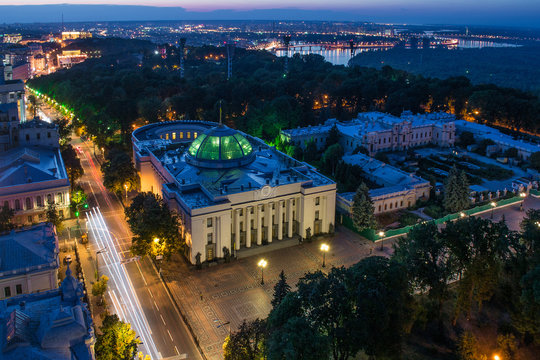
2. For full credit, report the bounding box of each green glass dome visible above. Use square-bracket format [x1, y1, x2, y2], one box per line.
[186, 125, 255, 168]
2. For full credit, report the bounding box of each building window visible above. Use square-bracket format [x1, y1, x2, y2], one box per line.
[165, 133, 169, 140]
[239, 209, 243, 216]
[36, 196, 42, 207]
[194, 132, 198, 138]
[250, 207, 254, 214]
[292, 200, 295, 206]
[172, 132, 176, 140]
[25, 134, 29, 141]
[315, 210, 320, 220]
[384, 204, 387, 210]
[47, 132, 51, 138]
[400, 201, 403, 207]
[15, 199, 21, 210]
[57, 192, 63, 204]
[390, 203, 393, 209]
[179, 132, 183, 139]
[282, 202, 286, 208]
[239, 222, 243, 232]
[37, 133, 41, 140]
[250, 219, 254, 229]
[28, 216, 32, 222]
[16, 284, 22, 295]
[26, 197, 32, 210]
[207, 218, 212, 227]
[207, 233, 213, 244]
[4, 287, 11, 298]
[395, 202, 398, 208]
[378, 205, 381, 212]
[292, 211, 295, 220]
[315, 197, 320, 205]
[47, 194, 52, 204]
[187, 132, 191, 139]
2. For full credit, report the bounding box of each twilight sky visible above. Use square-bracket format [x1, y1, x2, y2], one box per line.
[0, 1, 539, 27]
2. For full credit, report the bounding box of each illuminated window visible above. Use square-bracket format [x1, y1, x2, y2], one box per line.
[179, 132, 183, 139]
[172, 132, 176, 140]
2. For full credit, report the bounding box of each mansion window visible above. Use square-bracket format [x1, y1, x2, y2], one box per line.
[315, 210, 320, 220]
[47, 194, 52, 204]
[315, 197, 320, 206]
[16, 284, 22, 295]
[4, 287, 11, 298]
[251, 219, 254, 229]
[47, 132, 51, 138]
[207, 233, 213, 244]
[36, 196, 42, 207]
[37, 133, 40, 140]
[26, 134, 29, 141]
[207, 218, 212, 227]
[26, 197, 32, 210]
[15, 199, 21, 210]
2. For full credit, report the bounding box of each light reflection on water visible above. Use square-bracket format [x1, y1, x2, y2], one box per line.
[275, 40, 519, 65]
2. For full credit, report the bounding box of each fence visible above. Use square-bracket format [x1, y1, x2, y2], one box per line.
[341, 195, 524, 241]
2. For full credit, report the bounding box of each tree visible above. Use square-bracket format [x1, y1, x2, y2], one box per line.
[61, 144, 84, 191]
[124, 192, 182, 258]
[303, 139, 319, 163]
[458, 131, 475, 147]
[223, 319, 266, 360]
[443, 165, 470, 213]
[325, 124, 340, 148]
[393, 222, 453, 327]
[504, 147, 518, 158]
[92, 275, 109, 306]
[271, 270, 291, 308]
[71, 187, 87, 211]
[46, 202, 64, 232]
[27, 94, 38, 118]
[53, 117, 72, 146]
[0, 204, 15, 233]
[321, 143, 344, 176]
[457, 331, 486, 360]
[442, 217, 510, 323]
[351, 182, 377, 232]
[95, 314, 140, 360]
[350, 257, 413, 359]
[530, 151, 540, 171]
[516, 265, 540, 345]
[101, 149, 140, 196]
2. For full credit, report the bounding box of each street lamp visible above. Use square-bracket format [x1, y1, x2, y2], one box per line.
[320, 243, 329, 267]
[124, 183, 129, 202]
[490, 201, 497, 219]
[493, 355, 500, 360]
[460, 212, 466, 218]
[258, 259, 267, 285]
[378, 231, 385, 250]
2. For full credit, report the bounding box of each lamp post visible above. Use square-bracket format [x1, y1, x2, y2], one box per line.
[124, 183, 129, 202]
[378, 231, 385, 250]
[490, 201, 496, 219]
[320, 243, 329, 268]
[460, 212, 466, 218]
[258, 259, 267, 285]
[519, 192, 526, 211]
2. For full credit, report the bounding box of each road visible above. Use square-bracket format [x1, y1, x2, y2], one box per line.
[73, 135, 203, 360]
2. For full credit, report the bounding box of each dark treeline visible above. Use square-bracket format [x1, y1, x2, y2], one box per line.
[224, 212, 540, 359]
[28, 37, 540, 151]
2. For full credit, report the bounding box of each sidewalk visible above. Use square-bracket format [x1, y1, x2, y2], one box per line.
[160, 226, 391, 360]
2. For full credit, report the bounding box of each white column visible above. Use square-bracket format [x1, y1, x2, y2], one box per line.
[267, 202, 273, 243]
[246, 206, 252, 248]
[234, 209, 241, 251]
[287, 198, 293, 238]
[278, 200, 284, 240]
[256, 204, 263, 245]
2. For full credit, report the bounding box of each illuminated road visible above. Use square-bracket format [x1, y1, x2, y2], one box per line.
[86, 207, 160, 359]
[75, 137, 202, 360]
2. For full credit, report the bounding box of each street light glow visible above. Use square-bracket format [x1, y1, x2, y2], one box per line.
[258, 259, 267, 268]
[378, 231, 385, 237]
[493, 355, 500, 360]
[490, 201, 497, 207]
[320, 243, 329, 252]
[460, 212, 466, 218]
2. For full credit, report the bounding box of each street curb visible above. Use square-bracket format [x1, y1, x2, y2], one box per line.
[149, 257, 209, 360]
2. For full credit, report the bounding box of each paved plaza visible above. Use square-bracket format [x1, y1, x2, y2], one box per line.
[160, 227, 393, 360]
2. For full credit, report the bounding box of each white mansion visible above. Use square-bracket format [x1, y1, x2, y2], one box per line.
[132, 121, 336, 264]
[281, 111, 456, 156]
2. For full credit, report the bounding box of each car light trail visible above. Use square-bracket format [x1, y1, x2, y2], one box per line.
[87, 207, 160, 359]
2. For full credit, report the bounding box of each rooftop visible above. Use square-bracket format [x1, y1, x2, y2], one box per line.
[134, 121, 335, 210]
[0, 223, 59, 279]
[0, 146, 68, 192]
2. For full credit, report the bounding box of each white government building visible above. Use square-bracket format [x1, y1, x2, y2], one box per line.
[132, 121, 336, 264]
[281, 111, 456, 156]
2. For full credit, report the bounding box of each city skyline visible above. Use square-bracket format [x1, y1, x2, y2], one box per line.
[0, 1, 539, 27]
